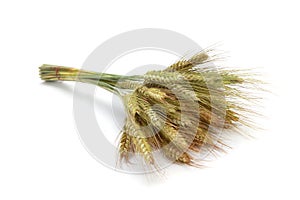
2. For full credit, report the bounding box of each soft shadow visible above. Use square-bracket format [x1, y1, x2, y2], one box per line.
[40, 82, 122, 117]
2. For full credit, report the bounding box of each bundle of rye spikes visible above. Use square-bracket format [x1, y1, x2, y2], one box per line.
[40, 49, 261, 170]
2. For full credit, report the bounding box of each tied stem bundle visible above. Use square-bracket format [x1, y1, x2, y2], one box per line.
[40, 49, 262, 170]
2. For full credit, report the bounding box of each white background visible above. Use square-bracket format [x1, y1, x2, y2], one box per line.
[0, 0, 299, 199]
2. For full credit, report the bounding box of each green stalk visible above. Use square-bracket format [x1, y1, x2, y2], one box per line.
[39, 64, 141, 96]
